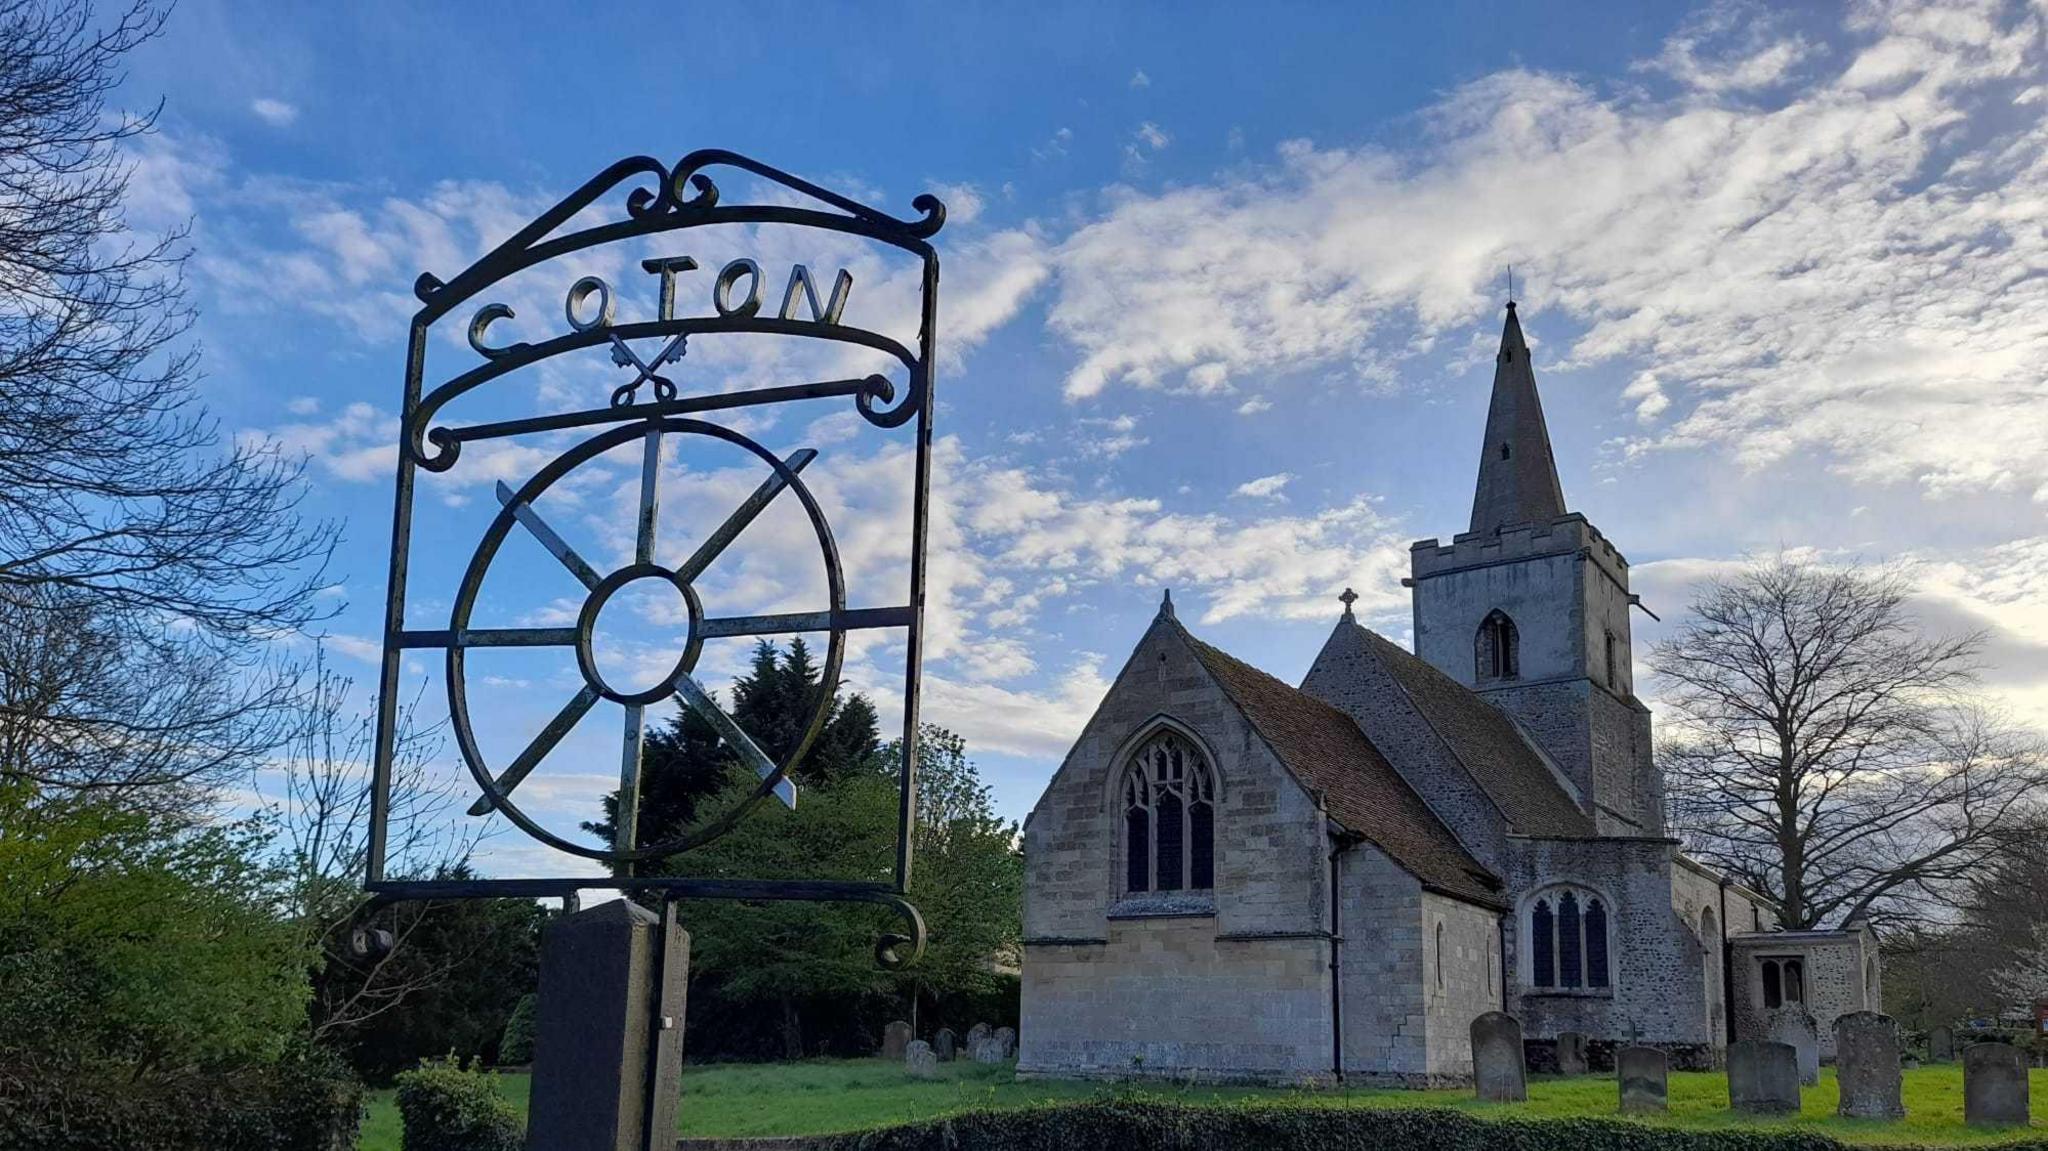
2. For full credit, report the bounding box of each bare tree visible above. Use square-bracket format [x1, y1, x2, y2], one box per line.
[267, 649, 487, 1041]
[0, 0, 333, 642]
[1656, 559, 2046, 929]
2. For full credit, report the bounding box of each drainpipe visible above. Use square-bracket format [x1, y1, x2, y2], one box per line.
[1498, 913, 1511, 1012]
[1719, 879, 1737, 1046]
[1328, 836, 1346, 1084]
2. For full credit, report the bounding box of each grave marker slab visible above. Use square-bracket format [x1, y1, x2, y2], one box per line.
[1556, 1031, 1589, 1077]
[1765, 1007, 1820, 1086]
[1728, 1040, 1801, 1115]
[1963, 1043, 2030, 1127]
[934, 1028, 956, 1062]
[1471, 1012, 1527, 1103]
[882, 1020, 912, 1061]
[1617, 1046, 1668, 1114]
[1834, 1012, 1904, 1120]
[905, 1040, 938, 1080]
[1929, 1026, 1954, 1062]
[994, 1026, 1017, 1058]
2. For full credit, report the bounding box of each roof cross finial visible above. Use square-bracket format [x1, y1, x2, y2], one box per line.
[1506, 263, 1516, 308]
[1159, 587, 1175, 620]
[1339, 587, 1358, 619]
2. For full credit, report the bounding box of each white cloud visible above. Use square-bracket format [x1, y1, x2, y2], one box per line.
[1129, 69, 1151, 89]
[1232, 472, 1293, 501]
[251, 98, 299, 127]
[1135, 121, 1171, 151]
[1043, 2, 2048, 507]
[1236, 396, 1273, 416]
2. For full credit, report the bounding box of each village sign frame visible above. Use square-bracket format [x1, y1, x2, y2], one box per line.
[364, 150, 943, 967]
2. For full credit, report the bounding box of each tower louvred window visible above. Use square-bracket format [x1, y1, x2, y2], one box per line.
[1477, 610, 1519, 681]
[1120, 731, 1216, 894]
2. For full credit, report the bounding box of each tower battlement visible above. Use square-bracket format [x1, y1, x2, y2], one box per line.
[1409, 513, 1629, 592]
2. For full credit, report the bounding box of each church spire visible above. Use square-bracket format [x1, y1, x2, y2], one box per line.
[1467, 301, 1567, 535]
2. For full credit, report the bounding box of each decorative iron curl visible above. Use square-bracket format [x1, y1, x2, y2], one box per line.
[874, 895, 928, 970]
[661, 149, 946, 239]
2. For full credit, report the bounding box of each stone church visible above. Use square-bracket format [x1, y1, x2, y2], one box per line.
[1017, 303, 1880, 1086]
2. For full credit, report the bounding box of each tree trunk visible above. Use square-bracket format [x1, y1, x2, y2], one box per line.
[779, 994, 803, 1060]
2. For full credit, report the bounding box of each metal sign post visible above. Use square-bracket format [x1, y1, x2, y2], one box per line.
[361, 151, 943, 1148]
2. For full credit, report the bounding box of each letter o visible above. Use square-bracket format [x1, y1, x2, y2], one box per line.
[713, 259, 763, 319]
[564, 276, 615, 332]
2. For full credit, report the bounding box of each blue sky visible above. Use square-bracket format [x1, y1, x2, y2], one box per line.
[116, 1, 2048, 878]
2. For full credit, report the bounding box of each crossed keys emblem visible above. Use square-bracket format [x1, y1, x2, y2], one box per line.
[608, 331, 686, 407]
[439, 410, 903, 865]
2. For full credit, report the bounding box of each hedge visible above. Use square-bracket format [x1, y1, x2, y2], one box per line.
[394, 1057, 523, 1151]
[0, 1049, 362, 1151]
[803, 1099, 2048, 1151]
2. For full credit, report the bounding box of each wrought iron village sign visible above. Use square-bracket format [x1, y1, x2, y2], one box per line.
[365, 150, 944, 966]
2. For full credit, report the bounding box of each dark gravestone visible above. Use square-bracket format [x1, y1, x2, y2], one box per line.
[966, 1022, 991, 1049]
[972, 1036, 1006, 1064]
[1929, 1026, 1954, 1062]
[881, 1020, 912, 1061]
[1834, 1011, 1904, 1120]
[527, 901, 688, 1151]
[904, 1039, 938, 1080]
[1617, 1046, 1668, 1114]
[1765, 1007, 1820, 1086]
[934, 1028, 956, 1062]
[994, 1026, 1017, 1058]
[1471, 1012, 1527, 1102]
[1963, 1043, 2031, 1127]
[1728, 1040, 1802, 1115]
[1556, 1031, 1589, 1077]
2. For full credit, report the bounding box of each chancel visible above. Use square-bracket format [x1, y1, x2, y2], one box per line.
[1016, 302, 1880, 1086]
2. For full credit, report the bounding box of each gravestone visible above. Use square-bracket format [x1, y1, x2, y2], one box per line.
[1834, 1012, 1904, 1120]
[1929, 1026, 1954, 1062]
[934, 1028, 956, 1062]
[1617, 1046, 1668, 1114]
[1963, 1043, 2030, 1127]
[966, 1022, 991, 1051]
[881, 1020, 912, 1061]
[1471, 1012, 1527, 1102]
[526, 901, 688, 1151]
[1728, 1040, 1801, 1115]
[904, 1040, 938, 1080]
[994, 1026, 1017, 1058]
[1556, 1031, 1589, 1077]
[1765, 1007, 1820, 1086]
[972, 1037, 1006, 1064]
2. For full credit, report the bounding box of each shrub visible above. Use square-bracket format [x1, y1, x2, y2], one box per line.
[0, 1049, 362, 1151]
[394, 1057, 523, 1151]
[497, 993, 537, 1066]
[809, 1099, 2048, 1151]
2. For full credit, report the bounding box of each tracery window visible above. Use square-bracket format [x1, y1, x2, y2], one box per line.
[1121, 731, 1216, 894]
[1476, 610, 1519, 681]
[1528, 887, 1613, 991]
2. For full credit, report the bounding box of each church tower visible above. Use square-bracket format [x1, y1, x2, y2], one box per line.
[1406, 302, 1663, 835]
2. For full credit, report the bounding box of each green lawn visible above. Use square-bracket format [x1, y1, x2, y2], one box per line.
[359, 1061, 2048, 1150]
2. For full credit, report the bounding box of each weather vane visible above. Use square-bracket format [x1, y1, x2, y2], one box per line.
[364, 150, 945, 968]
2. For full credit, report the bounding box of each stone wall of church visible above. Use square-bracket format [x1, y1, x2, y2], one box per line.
[1021, 618, 1329, 946]
[1302, 645, 1512, 874]
[1503, 837, 1718, 1067]
[1336, 845, 1425, 1082]
[1019, 917, 1333, 1082]
[1422, 890, 1504, 1083]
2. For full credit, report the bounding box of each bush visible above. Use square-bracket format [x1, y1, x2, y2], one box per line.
[0, 1049, 362, 1151]
[497, 994, 537, 1066]
[810, 1099, 2048, 1151]
[394, 1057, 522, 1151]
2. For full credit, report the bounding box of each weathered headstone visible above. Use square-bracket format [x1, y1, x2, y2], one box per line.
[1617, 1046, 1668, 1114]
[1963, 1043, 2031, 1127]
[1727, 1040, 1801, 1115]
[881, 1020, 912, 1061]
[934, 1028, 956, 1062]
[972, 1037, 1006, 1064]
[526, 901, 688, 1151]
[1929, 1026, 1954, 1062]
[1765, 1006, 1820, 1086]
[1834, 1012, 1904, 1120]
[994, 1026, 1017, 1058]
[1556, 1031, 1589, 1077]
[966, 1022, 991, 1049]
[1471, 1012, 1527, 1102]
[904, 1040, 938, 1080]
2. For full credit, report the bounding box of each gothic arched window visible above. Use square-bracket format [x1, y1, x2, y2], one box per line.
[1121, 731, 1216, 894]
[1476, 610, 1520, 681]
[1528, 887, 1614, 991]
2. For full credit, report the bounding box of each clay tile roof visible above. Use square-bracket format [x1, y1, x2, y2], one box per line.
[1178, 626, 1503, 907]
[1354, 628, 1593, 837]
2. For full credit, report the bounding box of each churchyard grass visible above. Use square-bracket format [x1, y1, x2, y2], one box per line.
[356, 1061, 2047, 1149]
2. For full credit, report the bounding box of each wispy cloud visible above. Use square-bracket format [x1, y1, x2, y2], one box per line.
[251, 97, 299, 126]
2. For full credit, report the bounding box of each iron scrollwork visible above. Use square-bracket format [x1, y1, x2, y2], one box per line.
[366, 151, 943, 969]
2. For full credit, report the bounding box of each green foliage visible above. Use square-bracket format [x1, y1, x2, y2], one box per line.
[899, 725, 1024, 1004]
[0, 793, 309, 1077]
[393, 1058, 522, 1151]
[496, 994, 537, 1066]
[0, 1046, 362, 1151]
[813, 1100, 2048, 1151]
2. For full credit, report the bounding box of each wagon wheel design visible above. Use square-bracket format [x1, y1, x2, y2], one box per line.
[442, 416, 846, 864]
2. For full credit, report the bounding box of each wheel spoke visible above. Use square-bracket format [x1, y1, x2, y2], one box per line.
[698, 605, 913, 638]
[466, 685, 599, 815]
[398, 627, 577, 648]
[674, 448, 817, 584]
[673, 672, 798, 809]
[496, 481, 601, 590]
[634, 421, 662, 565]
[614, 702, 647, 853]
